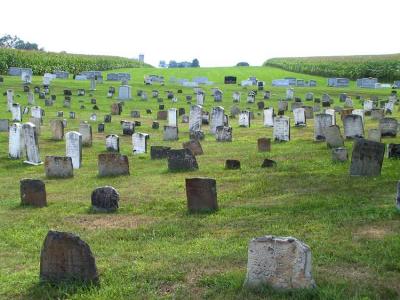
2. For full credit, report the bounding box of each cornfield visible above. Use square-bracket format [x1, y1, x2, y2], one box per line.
[0, 48, 150, 75]
[264, 54, 400, 82]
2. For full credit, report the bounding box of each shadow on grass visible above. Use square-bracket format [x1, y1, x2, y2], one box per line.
[23, 280, 99, 300]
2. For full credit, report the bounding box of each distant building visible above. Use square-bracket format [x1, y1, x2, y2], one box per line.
[139, 54, 144, 63]
[327, 78, 349, 87]
[357, 77, 378, 89]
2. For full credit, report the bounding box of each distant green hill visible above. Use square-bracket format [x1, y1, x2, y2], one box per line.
[264, 54, 400, 81]
[0, 48, 152, 75]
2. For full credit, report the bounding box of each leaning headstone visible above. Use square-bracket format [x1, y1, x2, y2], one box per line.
[98, 153, 130, 176]
[29, 117, 41, 136]
[20, 178, 47, 207]
[132, 132, 149, 154]
[368, 129, 381, 142]
[186, 178, 217, 213]
[189, 105, 202, 133]
[9, 123, 25, 159]
[258, 138, 271, 152]
[79, 123, 92, 147]
[273, 116, 290, 142]
[332, 147, 348, 162]
[163, 126, 179, 141]
[150, 146, 171, 159]
[324, 125, 344, 148]
[45, 156, 73, 178]
[314, 114, 332, 141]
[22, 122, 41, 165]
[167, 149, 198, 171]
[106, 134, 119, 152]
[182, 140, 203, 156]
[350, 139, 385, 176]
[379, 117, 398, 137]
[215, 126, 232, 142]
[40, 231, 99, 284]
[91, 186, 119, 212]
[50, 120, 64, 140]
[66, 131, 82, 169]
[343, 115, 364, 139]
[244, 236, 315, 289]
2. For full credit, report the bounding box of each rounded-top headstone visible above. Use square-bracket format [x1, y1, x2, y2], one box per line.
[91, 186, 119, 212]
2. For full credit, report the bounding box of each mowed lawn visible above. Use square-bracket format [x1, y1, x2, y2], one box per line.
[0, 66, 399, 299]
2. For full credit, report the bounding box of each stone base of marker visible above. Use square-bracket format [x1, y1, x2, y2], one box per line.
[40, 231, 99, 284]
[186, 178, 218, 213]
[244, 236, 316, 289]
[182, 140, 203, 156]
[20, 179, 46, 207]
[167, 149, 198, 171]
[91, 186, 119, 212]
[225, 160, 240, 170]
[257, 138, 271, 152]
[189, 130, 204, 141]
[98, 153, 130, 176]
[332, 147, 348, 162]
[261, 159, 277, 168]
[150, 146, 171, 159]
[45, 156, 73, 178]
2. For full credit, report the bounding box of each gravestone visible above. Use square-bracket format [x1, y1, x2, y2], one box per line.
[278, 100, 288, 111]
[106, 134, 119, 152]
[22, 122, 41, 165]
[230, 105, 241, 117]
[66, 131, 82, 169]
[7, 89, 14, 111]
[163, 126, 179, 141]
[91, 186, 119, 212]
[190, 130, 205, 141]
[98, 123, 105, 133]
[131, 110, 140, 118]
[343, 115, 364, 139]
[305, 92, 314, 101]
[11, 103, 22, 122]
[387, 144, 400, 159]
[29, 117, 41, 136]
[118, 85, 132, 100]
[9, 123, 25, 159]
[261, 159, 277, 168]
[189, 105, 202, 133]
[152, 121, 160, 129]
[40, 231, 99, 284]
[314, 114, 332, 141]
[111, 103, 121, 115]
[0, 119, 9, 132]
[196, 92, 205, 105]
[202, 112, 209, 125]
[371, 109, 384, 120]
[239, 111, 251, 127]
[186, 178, 217, 213]
[258, 138, 271, 152]
[303, 106, 313, 119]
[344, 97, 353, 108]
[273, 116, 290, 142]
[232, 91, 241, 102]
[263, 107, 274, 127]
[368, 129, 381, 142]
[79, 123, 92, 146]
[324, 125, 344, 148]
[286, 88, 294, 100]
[293, 107, 306, 126]
[20, 178, 46, 207]
[104, 115, 111, 123]
[257, 101, 265, 110]
[50, 120, 64, 140]
[27, 92, 35, 105]
[168, 108, 178, 127]
[45, 156, 73, 178]
[121, 121, 135, 135]
[182, 140, 203, 156]
[210, 106, 225, 134]
[350, 139, 385, 176]
[324, 108, 336, 125]
[150, 146, 171, 159]
[69, 112, 76, 119]
[364, 100, 374, 112]
[215, 126, 232, 142]
[244, 236, 315, 289]
[132, 132, 149, 154]
[352, 109, 364, 123]
[157, 110, 168, 120]
[223, 158, 241, 171]
[379, 117, 398, 137]
[332, 147, 348, 162]
[339, 93, 347, 102]
[167, 148, 198, 171]
[98, 153, 130, 176]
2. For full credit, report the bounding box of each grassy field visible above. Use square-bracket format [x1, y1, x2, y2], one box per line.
[264, 54, 400, 82]
[0, 66, 399, 299]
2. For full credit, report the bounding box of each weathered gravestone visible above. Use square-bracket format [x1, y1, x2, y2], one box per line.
[118, 85, 132, 100]
[185, 178, 217, 213]
[261, 159, 277, 168]
[79, 123, 92, 146]
[379, 117, 398, 137]
[9, 123, 25, 159]
[163, 126, 178, 141]
[352, 109, 364, 123]
[132, 132, 149, 154]
[286, 88, 294, 100]
[40, 231, 99, 284]
[189, 105, 202, 133]
[50, 120, 64, 140]
[98, 123, 105, 133]
[343, 115, 364, 139]
[293, 108, 306, 126]
[387, 144, 400, 159]
[29, 117, 41, 136]
[324, 125, 344, 148]
[397, 182, 400, 211]
[20, 178, 46, 207]
[66, 131, 82, 169]
[0, 119, 9, 132]
[273, 116, 290, 142]
[98, 153, 130, 176]
[150, 146, 171, 159]
[368, 129, 381, 142]
[332, 147, 348, 162]
[303, 106, 314, 119]
[182, 140, 203, 156]
[11, 103, 22, 122]
[210, 106, 225, 134]
[263, 108, 274, 127]
[91, 186, 119, 212]
[324, 108, 336, 125]
[157, 110, 168, 120]
[168, 108, 178, 127]
[215, 126, 232, 142]
[23, 122, 42, 165]
[340, 108, 353, 121]
[225, 159, 241, 170]
[258, 138, 271, 152]
[239, 111, 251, 127]
[167, 149, 198, 171]
[244, 236, 316, 289]
[232, 91, 241, 102]
[45, 156, 73, 178]
[106, 134, 119, 152]
[121, 120, 134, 135]
[314, 114, 332, 141]
[350, 139, 385, 176]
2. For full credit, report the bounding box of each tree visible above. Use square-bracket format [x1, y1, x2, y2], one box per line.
[0, 34, 41, 50]
[191, 58, 200, 67]
[236, 62, 250, 67]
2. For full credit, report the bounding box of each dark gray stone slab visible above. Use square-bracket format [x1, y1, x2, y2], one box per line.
[98, 153, 129, 177]
[167, 149, 198, 171]
[186, 177, 217, 213]
[45, 156, 73, 178]
[91, 186, 119, 212]
[20, 178, 46, 207]
[350, 139, 385, 176]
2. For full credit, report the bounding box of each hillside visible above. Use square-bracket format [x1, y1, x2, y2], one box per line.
[264, 54, 400, 82]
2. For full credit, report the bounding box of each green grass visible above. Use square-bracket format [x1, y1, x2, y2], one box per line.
[264, 54, 400, 82]
[0, 66, 399, 299]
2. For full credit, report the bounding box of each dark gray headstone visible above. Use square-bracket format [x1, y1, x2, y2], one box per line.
[388, 144, 400, 159]
[225, 160, 240, 170]
[167, 149, 198, 171]
[379, 118, 398, 137]
[91, 186, 119, 212]
[20, 179, 47, 207]
[150, 146, 171, 159]
[186, 178, 217, 213]
[98, 153, 130, 177]
[258, 138, 271, 152]
[350, 139, 385, 176]
[45, 156, 73, 178]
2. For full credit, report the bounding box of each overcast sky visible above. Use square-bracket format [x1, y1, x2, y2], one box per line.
[1, 0, 399, 67]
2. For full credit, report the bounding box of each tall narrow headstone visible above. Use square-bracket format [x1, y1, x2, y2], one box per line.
[66, 131, 82, 169]
[22, 122, 41, 165]
[11, 103, 22, 122]
[7, 89, 14, 111]
[50, 120, 64, 140]
[273, 116, 290, 141]
[293, 107, 306, 126]
[168, 108, 178, 127]
[189, 105, 202, 133]
[239, 111, 251, 127]
[163, 126, 179, 141]
[79, 123, 92, 147]
[9, 123, 25, 159]
[263, 107, 274, 127]
[210, 106, 225, 134]
[314, 114, 332, 141]
[324, 108, 336, 125]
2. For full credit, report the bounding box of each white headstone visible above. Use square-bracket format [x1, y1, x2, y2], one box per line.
[210, 106, 225, 134]
[314, 114, 333, 141]
[363, 100, 373, 111]
[239, 111, 251, 127]
[9, 123, 25, 159]
[196, 92, 204, 105]
[106, 134, 119, 152]
[31, 106, 43, 122]
[65, 131, 82, 169]
[90, 78, 96, 91]
[273, 116, 290, 141]
[232, 91, 241, 102]
[22, 122, 41, 165]
[352, 109, 365, 123]
[11, 103, 22, 122]
[90, 113, 97, 121]
[263, 108, 274, 127]
[132, 132, 149, 154]
[168, 108, 178, 127]
[27, 92, 35, 105]
[325, 109, 336, 125]
[293, 107, 306, 126]
[189, 105, 202, 133]
[343, 115, 364, 139]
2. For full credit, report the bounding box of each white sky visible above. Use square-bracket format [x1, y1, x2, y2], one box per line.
[1, 0, 399, 67]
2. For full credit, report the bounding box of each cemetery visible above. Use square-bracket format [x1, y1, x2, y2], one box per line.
[0, 64, 400, 299]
